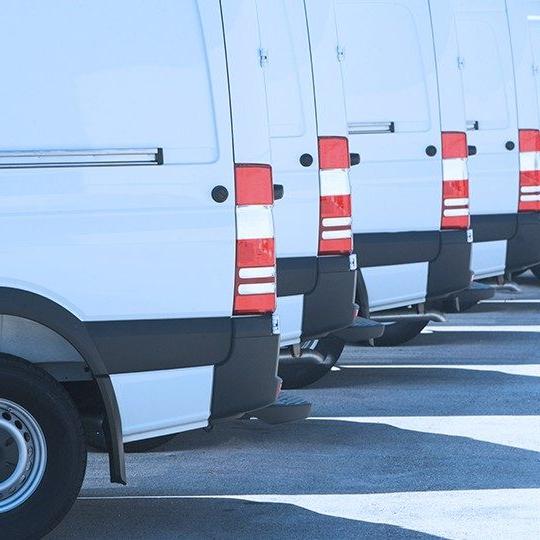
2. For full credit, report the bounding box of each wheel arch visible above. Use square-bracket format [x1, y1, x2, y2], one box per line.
[0, 287, 126, 484]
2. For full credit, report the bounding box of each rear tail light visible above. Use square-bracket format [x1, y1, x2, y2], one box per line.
[441, 132, 470, 230]
[318, 137, 353, 255]
[233, 164, 276, 315]
[519, 129, 540, 212]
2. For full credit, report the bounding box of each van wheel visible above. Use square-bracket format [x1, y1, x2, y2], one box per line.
[374, 320, 428, 347]
[532, 265, 540, 280]
[279, 337, 345, 390]
[1, 357, 87, 539]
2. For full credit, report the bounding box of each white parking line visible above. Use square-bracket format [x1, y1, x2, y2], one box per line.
[481, 299, 540, 304]
[337, 364, 540, 377]
[422, 325, 540, 333]
[78, 489, 540, 539]
[308, 416, 540, 452]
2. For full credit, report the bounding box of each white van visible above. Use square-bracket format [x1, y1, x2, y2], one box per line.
[333, 0, 475, 344]
[255, 0, 381, 387]
[449, 0, 538, 283]
[0, 1, 281, 536]
[506, 0, 540, 276]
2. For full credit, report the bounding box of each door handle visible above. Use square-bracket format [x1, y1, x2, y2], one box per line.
[299, 153, 314, 167]
[350, 153, 361, 166]
[468, 145, 477, 157]
[426, 145, 438, 157]
[273, 184, 284, 201]
[211, 185, 229, 203]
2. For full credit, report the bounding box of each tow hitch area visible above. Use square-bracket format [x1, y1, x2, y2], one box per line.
[332, 316, 385, 343]
[249, 393, 312, 425]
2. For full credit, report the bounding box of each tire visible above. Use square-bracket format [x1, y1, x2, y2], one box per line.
[532, 265, 540, 280]
[373, 320, 428, 347]
[279, 337, 345, 390]
[0, 357, 87, 539]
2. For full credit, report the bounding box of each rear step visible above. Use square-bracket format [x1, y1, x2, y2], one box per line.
[332, 316, 385, 343]
[249, 393, 312, 425]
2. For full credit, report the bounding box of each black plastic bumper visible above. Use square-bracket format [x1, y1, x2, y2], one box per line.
[427, 230, 472, 300]
[276, 255, 357, 342]
[211, 315, 280, 420]
[301, 255, 357, 340]
[506, 212, 540, 273]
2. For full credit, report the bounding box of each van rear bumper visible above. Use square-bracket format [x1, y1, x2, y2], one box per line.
[276, 255, 357, 341]
[426, 229, 472, 300]
[505, 212, 540, 273]
[301, 255, 357, 340]
[210, 315, 280, 420]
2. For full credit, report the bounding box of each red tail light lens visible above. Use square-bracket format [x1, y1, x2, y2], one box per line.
[441, 132, 470, 230]
[233, 165, 276, 315]
[519, 129, 540, 212]
[319, 136, 351, 170]
[318, 137, 353, 255]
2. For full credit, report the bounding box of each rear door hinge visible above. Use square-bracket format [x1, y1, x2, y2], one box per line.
[337, 46, 345, 62]
[259, 48, 269, 67]
[457, 56, 465, 70]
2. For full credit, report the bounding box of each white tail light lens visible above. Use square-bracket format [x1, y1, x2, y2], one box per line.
[318, 137, 353, 255]
[519, 129, 540, 212]
[441, 132, 470, 230]
[233, 164, 276, 315]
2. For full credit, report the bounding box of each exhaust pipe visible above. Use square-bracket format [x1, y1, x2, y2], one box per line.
[371, 312, 446, 324]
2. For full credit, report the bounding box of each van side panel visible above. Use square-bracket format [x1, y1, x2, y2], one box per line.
[111, 367, 213, 443]
[0, 0, 236, 321]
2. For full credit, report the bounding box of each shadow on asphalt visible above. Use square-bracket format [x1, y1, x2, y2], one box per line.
[79, 419, 540, 497]
[306, 367, 540, 412]
[48, 498, 438, 539]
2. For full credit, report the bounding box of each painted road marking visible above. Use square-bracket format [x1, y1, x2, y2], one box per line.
[481, 299, 540, 304]
[422, 325, 540, 333]
[308, 416, 540, 452]
[78, 489, 540, 539]
[337, 364, 540, 377]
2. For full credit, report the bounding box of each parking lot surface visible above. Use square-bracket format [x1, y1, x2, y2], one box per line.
[49, 273, 540, 539]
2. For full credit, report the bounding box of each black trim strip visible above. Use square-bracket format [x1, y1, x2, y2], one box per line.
[354, 231, 440, 268]
[86, 317, 232, 375]
[470, 213, 517, 243]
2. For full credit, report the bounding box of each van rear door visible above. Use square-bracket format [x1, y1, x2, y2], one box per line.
[334, 0, 443, 310]
[255, 0, 321, 345]
[452, 0, 520, 278]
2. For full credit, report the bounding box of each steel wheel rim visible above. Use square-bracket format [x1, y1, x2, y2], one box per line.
[0, 399, 47, 513]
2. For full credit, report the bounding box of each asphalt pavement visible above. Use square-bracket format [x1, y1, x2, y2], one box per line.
[49, 272, 540, 539]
